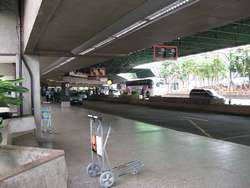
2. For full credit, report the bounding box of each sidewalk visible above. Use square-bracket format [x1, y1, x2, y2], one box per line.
[15, 104, 250, 187]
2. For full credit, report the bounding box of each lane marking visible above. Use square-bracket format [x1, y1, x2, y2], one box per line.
[184, 116, 208, 122]
[188, 119, 212, 138]
[222, 134, 250, 140]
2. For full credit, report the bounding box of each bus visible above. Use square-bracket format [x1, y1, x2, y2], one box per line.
[125, 77, 166, 97]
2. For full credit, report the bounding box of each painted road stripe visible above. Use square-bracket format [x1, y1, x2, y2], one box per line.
[184, 116, 208, 122]
[223, 134, 250, 140]
[188, 119, 212, 138]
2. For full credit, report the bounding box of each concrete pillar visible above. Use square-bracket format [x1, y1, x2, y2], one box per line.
[23, 55, 41, 127]
[61, 82, 71, 107]
[22, 63, 32, 115]
[15, 55, 22, 116]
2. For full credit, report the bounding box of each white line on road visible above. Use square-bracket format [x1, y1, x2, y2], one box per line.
[188, 119, 212, 138]
[184, 116, 209, 122]
[223, 134, 250, 140]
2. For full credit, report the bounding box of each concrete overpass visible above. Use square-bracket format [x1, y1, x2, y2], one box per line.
[22, 0, 250, 79]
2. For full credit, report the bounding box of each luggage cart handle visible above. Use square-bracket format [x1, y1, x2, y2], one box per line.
[88, 114, 102, 121]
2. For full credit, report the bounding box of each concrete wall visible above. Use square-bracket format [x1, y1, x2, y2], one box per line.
[0, 63, 15, 78]
[0, 0, 18, 54]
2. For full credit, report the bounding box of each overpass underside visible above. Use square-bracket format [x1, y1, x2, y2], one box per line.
[20, 0, 250, 79]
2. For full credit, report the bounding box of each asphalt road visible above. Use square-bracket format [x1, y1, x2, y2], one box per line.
[81, 101, 250, 146]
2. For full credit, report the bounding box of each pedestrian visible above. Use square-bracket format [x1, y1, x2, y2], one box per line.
[45, 90, 50, 102]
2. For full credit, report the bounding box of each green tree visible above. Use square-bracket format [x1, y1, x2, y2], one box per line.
[235, 49, 250, 84]
[181, 59, 197, 87]
[210, 57, 227, 86]
[226, 52, 238, 89]
[160, 61, 187, 91]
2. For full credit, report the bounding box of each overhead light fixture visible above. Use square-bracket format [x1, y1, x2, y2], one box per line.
[64, 57, 76, 63]
[42, 57, 76, 75]
[57, 57, 76, 67]
[93, 37, 116, 48]
[146, 0, 199, 21]
[113, 20, 147, 38]
[79, 47, 95, 55]
[43, 0, 199, 75]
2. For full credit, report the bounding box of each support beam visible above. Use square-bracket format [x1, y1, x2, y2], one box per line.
[23, 55, 41, 128]
[209, 29, 250, 37]
[23, 0, 62, 53]
[30, 50, 127, 58]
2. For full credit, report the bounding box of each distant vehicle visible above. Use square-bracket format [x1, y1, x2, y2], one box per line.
[111, 90, 120, 97]
[189, 89, 226, 104]
[125, 77, 166, 97]
[79, 92, 88, 100]
[70, 93, 83, 105]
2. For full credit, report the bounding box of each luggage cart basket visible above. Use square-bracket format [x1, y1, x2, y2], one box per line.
[41, 106, 55, 134]
[86, 114, 143, 188]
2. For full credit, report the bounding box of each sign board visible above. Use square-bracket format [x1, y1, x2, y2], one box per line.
[69, 71, 88, 78]
[96, 136, 103, 156]
[153, 45, 178, 60]
[90, 68, 106, 77]
[91, 135, 103, 156]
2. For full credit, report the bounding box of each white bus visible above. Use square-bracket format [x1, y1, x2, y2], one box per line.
[125, 77, 166, 97]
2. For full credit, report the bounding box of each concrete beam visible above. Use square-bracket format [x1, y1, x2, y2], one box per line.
[30, 50, 127, 58]
[23, 0, 62, 53]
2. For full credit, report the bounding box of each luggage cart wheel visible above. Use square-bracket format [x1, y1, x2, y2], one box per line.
[86, 163, 101, 177]
[100, 171, 114, 188]
[131, 168, 139, 175]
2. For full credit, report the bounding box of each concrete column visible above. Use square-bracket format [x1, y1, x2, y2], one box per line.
[15, 55, 22, 116]
[22, 63, 32, 115]
[23, 55, 41, 127]
[61, 82, 71, 107]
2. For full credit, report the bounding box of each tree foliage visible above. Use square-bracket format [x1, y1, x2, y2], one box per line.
[160, 57, 227, 87]
[160, 47, 250, 91]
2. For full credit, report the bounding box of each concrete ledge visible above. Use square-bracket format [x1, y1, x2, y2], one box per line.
[0, 145, 67, 188]
[88, 96, 250, 116]
[9, 116, 36, 137]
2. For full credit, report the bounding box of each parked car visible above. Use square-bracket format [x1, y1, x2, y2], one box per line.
[70, 93, 83, 105]
[189, 89, 226, 104]
[111, 90, 120, 97]
[79, 92, 88, 100]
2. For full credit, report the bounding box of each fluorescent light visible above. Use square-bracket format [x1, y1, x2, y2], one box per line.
[113, 20, 147, 38]
[42, 57, 76, 75]
[58, 57, 76, 67]
[93, 37, 116, 48]
[65, 57, 76, 63]
[146, 0, 199, 21]
[43, 0, 199, 75]
[79, 47, 95, 55]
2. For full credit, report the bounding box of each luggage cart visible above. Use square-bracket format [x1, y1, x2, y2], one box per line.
[86, 114, 144, 188]
[41, 106, 55, 134]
